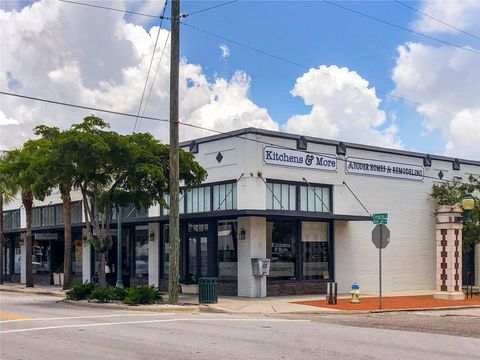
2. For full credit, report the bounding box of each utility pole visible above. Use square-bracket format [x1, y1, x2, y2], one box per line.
[168, 0, 180, 305]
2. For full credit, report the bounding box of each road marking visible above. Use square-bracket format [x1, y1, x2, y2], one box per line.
[0, 318, 310, 334]
[0, 313, 32, 321]
[0, 312, 171, 324]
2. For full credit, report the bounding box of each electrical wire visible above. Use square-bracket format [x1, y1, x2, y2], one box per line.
[1, 90, 476, 185]
[57, 0, 478, 123]
[322, 0, 480, 56]
[185, 0, 239, 17]
[393, 0, 480, 42]
[133, 0, 168, 133]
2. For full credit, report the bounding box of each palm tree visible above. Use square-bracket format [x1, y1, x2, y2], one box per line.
[0, 154, 19, 284]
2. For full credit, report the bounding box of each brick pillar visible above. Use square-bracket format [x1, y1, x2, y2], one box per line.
[434, 205, 465, 300]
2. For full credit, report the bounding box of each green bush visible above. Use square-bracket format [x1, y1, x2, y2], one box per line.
[123, 285, 162, 305]
[66, 282, 96, 300]
[112, 286, 127, 301]
[88, 285, 115, 303]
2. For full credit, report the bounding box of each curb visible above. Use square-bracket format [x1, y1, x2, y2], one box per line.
[0, 288, 65, 298]
[61, 299, 200, 314]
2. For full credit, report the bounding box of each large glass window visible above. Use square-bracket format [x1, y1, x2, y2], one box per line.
[3, 210, 20, 230]
[32, 240, 50, 274]
[217, 221, 237, 279]
[55, 204, 64, 225]
[134, 227, 149, 282]
[301, 222, 330, 280]
[300, 185, 330, 212]
[71, 201, 83, 223]
[266, 182, 296, 210]
[14, 236, 21, 274]
[267, 221, 296, 280]
[213, 183, 237, 211]
[32, 208, 42, 227]
[186, 186, 211, 213]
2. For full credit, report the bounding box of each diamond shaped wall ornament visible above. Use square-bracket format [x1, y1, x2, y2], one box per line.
[216, 152, 223, 163]
[438, 171, 444, 180]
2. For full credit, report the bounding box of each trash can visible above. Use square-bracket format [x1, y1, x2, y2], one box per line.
[198, 277, 218, 304]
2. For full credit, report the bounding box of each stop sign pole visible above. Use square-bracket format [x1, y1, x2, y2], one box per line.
[379, 226, 383, 310]
[372, 220, 390, 310]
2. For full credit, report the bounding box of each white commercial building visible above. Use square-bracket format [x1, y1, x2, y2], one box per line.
[3, 128, 479, 296]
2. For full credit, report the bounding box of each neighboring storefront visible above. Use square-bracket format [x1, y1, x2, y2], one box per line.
[3, 128, 480, 296]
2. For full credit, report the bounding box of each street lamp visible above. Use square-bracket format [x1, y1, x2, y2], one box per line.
[461, 193, 475, 223]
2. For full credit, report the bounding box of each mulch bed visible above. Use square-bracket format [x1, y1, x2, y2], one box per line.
[293, 295, 480, 311]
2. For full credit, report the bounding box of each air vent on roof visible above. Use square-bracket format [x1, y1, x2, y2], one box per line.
[336, 142, 347, 156]
[189, 140, 198, 154]
[452, 158, 461, 171]
[423, 154, 432, 167]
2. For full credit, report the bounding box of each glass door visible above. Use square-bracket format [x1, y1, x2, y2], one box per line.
[186, 233, 209, 282]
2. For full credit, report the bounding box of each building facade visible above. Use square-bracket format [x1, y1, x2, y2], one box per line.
[3, 128, 480, 296]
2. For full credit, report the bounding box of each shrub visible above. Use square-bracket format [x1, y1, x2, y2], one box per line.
[66, 282, 96, 300]
[123, 285, 162, 305]
[88, 285, 115, 303]
[112, 286, 127, 301]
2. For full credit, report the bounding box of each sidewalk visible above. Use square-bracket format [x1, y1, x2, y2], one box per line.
[1, 283, 478, 314]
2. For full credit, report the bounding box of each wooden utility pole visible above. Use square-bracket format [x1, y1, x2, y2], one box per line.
[168, 0, 180, 305]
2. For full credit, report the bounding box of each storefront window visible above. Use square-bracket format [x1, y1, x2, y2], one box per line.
[267, 221, 296, 280]
[301, 222, 329, 280]
[3, 210, 20, 230]
[32, 240, 50, 274]
[218, 221, 237, 279]
[266, 182, 296, 210]
[134, 227, 149, 282]
[71, 201, 83, 223]
[213, 183, 237, 211]
[186, 186, 211, 213]
[300, 185, 330, 212]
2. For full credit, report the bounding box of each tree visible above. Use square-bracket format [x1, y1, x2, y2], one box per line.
[70, 116, 206, 286]
[0, 153, 19, 284]
[32, 125, 78, 289]
[0, 140, 52, 287]
[431, 175, 480, 251]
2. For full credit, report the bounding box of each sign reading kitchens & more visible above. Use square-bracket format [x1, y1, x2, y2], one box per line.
[264, 146, 337, 171]
[346, 157, 424, 181]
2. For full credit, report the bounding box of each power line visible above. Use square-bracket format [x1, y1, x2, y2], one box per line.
[322, 0, 480, 56]
[185, 0, 239, 17]
[133, 0, 168, 133]
[0, 90, 475, 185]
[393, 0, 480, 42]
[58, 0, 168, 20]
[181, 22, 476, 123]
[137, 31, 171, 132]
[58, 0, 478, 122]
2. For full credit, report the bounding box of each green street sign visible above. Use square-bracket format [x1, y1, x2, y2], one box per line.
[372, 213, 388, 225]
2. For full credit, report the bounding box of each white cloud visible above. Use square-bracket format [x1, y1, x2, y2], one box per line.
[283, 65, 403, 149]
[391, 42, 480, 159]
[219, 44, 230, 59]
[412, 0, 480, 35]
[0, 0, 275, 149]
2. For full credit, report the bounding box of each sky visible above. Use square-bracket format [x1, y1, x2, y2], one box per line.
[0, 0, 479, 161]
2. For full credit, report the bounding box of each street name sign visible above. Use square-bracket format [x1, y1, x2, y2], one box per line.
[372, 213, 388, 225]
[372, 224, 390, 249]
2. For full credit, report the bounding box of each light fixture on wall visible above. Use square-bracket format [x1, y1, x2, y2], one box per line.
[149, 231, 155, 242]
[239, 228, 246, 241]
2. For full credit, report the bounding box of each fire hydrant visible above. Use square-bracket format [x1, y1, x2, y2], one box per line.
[350, 282, 360, 304]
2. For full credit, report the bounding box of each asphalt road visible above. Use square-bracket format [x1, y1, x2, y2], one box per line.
[1, 292, 479, 360]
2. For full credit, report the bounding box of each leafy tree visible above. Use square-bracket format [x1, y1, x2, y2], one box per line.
[0, 153, 19, 284]
[431, 175, 480, 251]
[70, 116, 206, 286]
[32, 125, 79, 289]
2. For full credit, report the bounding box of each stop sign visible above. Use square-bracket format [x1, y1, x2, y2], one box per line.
[372, 224, 390, 249]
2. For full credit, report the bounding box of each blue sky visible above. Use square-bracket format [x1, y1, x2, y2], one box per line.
[1, 1, 479, 159]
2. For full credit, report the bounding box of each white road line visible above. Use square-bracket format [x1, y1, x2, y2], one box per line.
[0, 312, 171, 324]
[0, 318, 310, 334]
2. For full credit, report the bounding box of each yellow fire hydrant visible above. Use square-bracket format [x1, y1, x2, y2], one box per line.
[350, 282, 360, 304]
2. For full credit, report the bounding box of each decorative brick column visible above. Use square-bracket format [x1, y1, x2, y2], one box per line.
[434, 205, 465, 300]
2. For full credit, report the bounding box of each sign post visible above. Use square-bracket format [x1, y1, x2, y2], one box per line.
[372, 224, 390, 310]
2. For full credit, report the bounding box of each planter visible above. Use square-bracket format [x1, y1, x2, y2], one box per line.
[180, 284, 198, 295]
[53, 272, 64, 286]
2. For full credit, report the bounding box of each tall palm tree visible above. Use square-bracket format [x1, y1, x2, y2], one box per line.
[0, 153, 19, 284]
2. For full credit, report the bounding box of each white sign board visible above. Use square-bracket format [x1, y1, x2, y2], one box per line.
[346, 157, 424, 181]
[264, 146, 337, 172]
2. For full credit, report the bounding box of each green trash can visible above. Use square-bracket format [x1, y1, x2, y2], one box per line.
[198, 277, 218, 304]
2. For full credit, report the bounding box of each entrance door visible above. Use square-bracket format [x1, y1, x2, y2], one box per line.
[186, 234, 208, 282]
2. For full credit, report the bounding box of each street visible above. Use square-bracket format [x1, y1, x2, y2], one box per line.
[1, 292, 479, 360]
